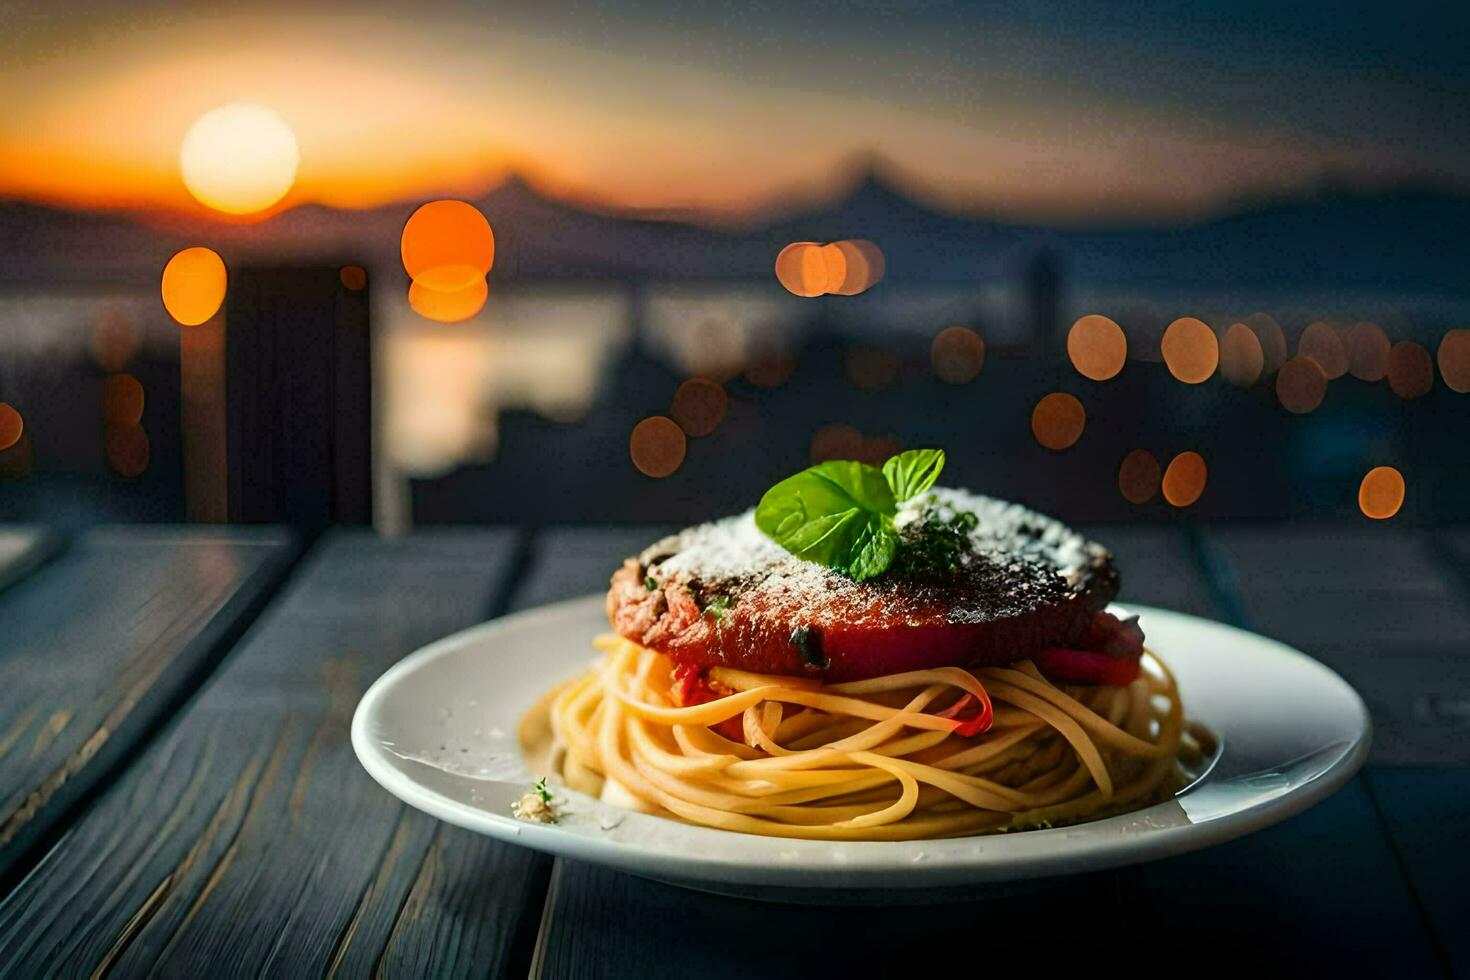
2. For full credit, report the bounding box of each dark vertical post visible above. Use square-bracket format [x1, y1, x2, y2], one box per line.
[1025, 246, 1063, 354]
[223, 268, 371, 535]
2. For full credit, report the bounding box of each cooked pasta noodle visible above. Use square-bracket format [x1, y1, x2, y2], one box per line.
[544, 634, 1208, 841]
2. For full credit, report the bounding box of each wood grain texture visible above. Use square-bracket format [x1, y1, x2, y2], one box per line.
[1366, 769, 1470, 977]
[365, 527, 671, 979]
[1204, 527, 1470, 764]
[0, 526, 294, 884]
[0, 530, 546, 978]
[0, 527, 60, 596]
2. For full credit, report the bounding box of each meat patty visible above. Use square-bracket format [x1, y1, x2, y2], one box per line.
[606, 488, 1119, 682]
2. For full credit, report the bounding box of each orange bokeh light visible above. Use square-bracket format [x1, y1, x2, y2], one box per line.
[1437, 329, 1470, 393]
[810, 423, 865, 463]
[1067, 314, 1127, 381]
[1031, 392, 1086, 451]
[106, 424, 150, 478]
[845, 347, 900, 391]
[103, 373, 145, 427]
[828, 240, 885, 295]
[931, 326, 985, 384]
[0, 403, 23, 452]
[1161, 317, 1218, 383]
[1244, 313, 1288, 374]
[630, 416, 686, 477]
[408, 278, 488, 323]
[1297, 321, 1347, 380]
[671, 378, 728, 437]
[1345, 322, 1391, 382]
[1162, 451, 1207, 508]
[1219, 323, 1265, 387]
[1387, 341, 1434, 399]
[401, 200, 495, 292]
[774, 242, 829, 297]
[339, 265, 368, 291]
[161, 247, 227, 326]
[1358, 466, 1405, 520]
[1276, 356, 1328, 414]
[1118, 449, 1162, 504]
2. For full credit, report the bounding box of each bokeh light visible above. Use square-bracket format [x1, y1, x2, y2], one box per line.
[1219, 323, 1265, 387]
[1387, 341, 1434, 399]
[819, 243, 848, 294]
[828, 240, 885, 295]
[1344, 321, 1391, 381]
[1030, 393, 1086, 451]
[1358, 466, 1405, 520]
[1117, 449, 1162, 504]
[103, 374, 145, 427]
[1297, 321, 1348, 379]
[401, 200, 495, 292]
[1244, 313, 1288, 374]
[1437, 329, 1470, 393]
[858, 433, 902, 467]
[1162, 451, 1207, 508]
[1066, 314, 1127, 381]
[408, 277, 488, 323]
[106, 424, 150, 478]
[0, 403, 23, 452]
[1161, 317, 1218, 383]
[670, 378, 728, 437]
[161, 247, 227, 326]
[810, 423, 865, 463]
[91, 307, 139, 372]
[845, 347, 900, 391]
[339, 265, 368, 291]
[774, 242, 828, 297]
[930, 326, 985, 384]
[1276, 356, 1328, 414]
[744, 349, 794, 388]
[630, 416, 686, 477]
[180, 103, 300, 215]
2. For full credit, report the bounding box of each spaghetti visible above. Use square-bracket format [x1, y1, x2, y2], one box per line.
[545, 634, 1209, 841]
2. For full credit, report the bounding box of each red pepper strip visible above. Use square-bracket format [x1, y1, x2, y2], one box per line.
[1034, 647, 1142, 686]
[934, 687, 995, 737]
[670, 664, 745, 741]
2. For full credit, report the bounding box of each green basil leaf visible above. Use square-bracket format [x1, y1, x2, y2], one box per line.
[883, 448, 945, 501]
[755, 460, 897, 572]
[846, 513, 899, 580]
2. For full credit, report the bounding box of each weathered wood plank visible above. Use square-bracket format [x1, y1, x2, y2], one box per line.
[1204, 527, 1470, 765]
[0, 526, 294, 885]
[1366, 769, 1470, 977]
[369, 527, 671, 978]
[0, 530, 544, 978]
[0, 527, 60, 596]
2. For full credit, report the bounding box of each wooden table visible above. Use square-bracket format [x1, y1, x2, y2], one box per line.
[0, 524, 1464, 977]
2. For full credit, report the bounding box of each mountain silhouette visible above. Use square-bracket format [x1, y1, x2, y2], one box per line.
[1, 167, 1468, 301]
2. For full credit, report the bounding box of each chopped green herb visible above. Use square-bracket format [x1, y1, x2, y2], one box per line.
[534, 776, 552, 804]
[644, 575, 658, 591]
[894, 505, 978, 578]
[703, 594, 732, 621]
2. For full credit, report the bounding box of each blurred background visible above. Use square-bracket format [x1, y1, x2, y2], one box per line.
[1, 1, 1467, 533]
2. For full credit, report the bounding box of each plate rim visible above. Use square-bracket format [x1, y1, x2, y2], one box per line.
[352, 594, 1372, 888]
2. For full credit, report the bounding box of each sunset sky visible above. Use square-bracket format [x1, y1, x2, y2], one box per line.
[3, 0, 1467, 220]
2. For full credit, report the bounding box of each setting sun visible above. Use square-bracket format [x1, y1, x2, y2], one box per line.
[179, 103, 299, 215]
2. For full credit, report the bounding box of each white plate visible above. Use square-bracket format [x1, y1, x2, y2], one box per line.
[352, 596, 1370, 901]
